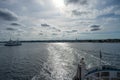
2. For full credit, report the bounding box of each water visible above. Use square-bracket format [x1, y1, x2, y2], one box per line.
[0, 43, 120, 80]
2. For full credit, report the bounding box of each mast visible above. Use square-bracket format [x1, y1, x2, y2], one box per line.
[99, 50, 102, 69]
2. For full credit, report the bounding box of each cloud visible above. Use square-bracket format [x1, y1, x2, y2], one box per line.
[65, 30, 77, 33]
[38, 33, 43, 35]
[0, 8, 18, 21]
[72, 9, 90, 16]
[65, 0, 88, 5]
[41, 23, 50, 27]
[6, 27, 17, 31]
[115, 10, 120, 15]
[11, 23, 21, 26]
[90, 25, 100, 28]
[90, 25, 101, 31]
[71, 30, 77, 32]
[50, 27, 61, 32]
[0, 0, 120, 40]
[52, 33, 57, 35]
[64, 0, 120, 20]
[90, 28, 101, 31]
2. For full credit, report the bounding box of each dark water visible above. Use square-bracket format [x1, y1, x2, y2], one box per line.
[0, 43, 120, 80]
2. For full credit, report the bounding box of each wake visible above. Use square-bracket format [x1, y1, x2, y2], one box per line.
[31, 43, 112, 80]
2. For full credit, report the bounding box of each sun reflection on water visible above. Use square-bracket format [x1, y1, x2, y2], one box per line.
[54, 43, 68, 46]
[47, 43, 76, 80]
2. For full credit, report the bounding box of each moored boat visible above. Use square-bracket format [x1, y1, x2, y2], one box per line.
[4, 39, 22, 46]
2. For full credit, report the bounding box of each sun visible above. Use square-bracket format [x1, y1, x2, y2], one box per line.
[52, 0, 65, 9]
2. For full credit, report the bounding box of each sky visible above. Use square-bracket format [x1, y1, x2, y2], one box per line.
[0, 0, 120, 40]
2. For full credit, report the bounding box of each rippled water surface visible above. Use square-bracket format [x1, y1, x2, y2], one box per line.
[0, 43, 120, 80]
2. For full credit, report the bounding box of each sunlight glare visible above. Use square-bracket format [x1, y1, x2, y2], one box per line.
[55, 43, 68, 46]
[52, 0, 65, 9]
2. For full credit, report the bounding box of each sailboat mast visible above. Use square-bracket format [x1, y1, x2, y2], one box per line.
[99, 50, 102, 68]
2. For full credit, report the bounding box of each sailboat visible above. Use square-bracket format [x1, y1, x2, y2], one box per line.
[4, 39, 22, 46]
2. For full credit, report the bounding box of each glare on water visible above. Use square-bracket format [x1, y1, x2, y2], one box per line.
[0, 43, 120, 80]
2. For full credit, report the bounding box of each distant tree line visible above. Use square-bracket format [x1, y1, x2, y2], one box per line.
[1, 39, 120, 43]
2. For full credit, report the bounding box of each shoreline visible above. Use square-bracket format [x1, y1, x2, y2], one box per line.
[0, 39, 120, 43]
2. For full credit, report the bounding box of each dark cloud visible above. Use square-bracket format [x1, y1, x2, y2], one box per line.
[72, 30, 77, 32]
[90, 25, 100, 28]
[90, 25, 101, 31]
[65, 0, 88, 5]
[65, 30, 77, 33]
[72, 10, 89, 16]
[41, 23, 50, 27]
[56, 29, 61, 32]
[11, 23, 21, 26]
[51, 27, 61, 32]
[98, 13, 120, 19]
[90, 28, 101, 31]
[0, 8, 18, 21]
[6, 27, 17, 31]
[65, 31, 72, 33]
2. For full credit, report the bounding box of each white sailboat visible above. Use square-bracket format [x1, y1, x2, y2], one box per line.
[5, 38, 22, 46]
